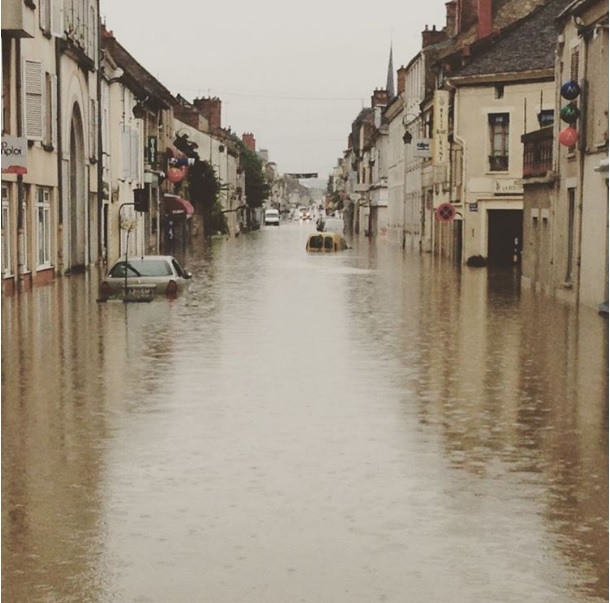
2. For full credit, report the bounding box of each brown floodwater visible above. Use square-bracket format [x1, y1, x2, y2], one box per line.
[2, 222, 608, 602]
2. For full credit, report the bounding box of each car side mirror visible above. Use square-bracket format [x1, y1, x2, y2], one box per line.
[185, 271, 193, 279]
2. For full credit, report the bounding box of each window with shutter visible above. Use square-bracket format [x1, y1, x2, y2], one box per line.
[1, 184, 10, 276]
[90, 98, 98, 159]
[130, 127, 139, 181]
[39, 0, 50, 33]
[50, 74, 58, 148]
[36, 187, 52, 267]
[24, 59, 44, 140]
[44, 72, 57, 148]
[570, 49, 579, 82]
[488, 113, 509, 171]
[51, 0, 64, 37]
[89, 5, 97, 59]
[121, 129, 131, 179]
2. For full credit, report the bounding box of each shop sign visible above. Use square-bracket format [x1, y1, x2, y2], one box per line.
[147, 136, 158, 165]
[413, 139, 432, 158]
[1, 136, 27, 174]
[494, 179, 523, 195]
[432, 90, 449, 165]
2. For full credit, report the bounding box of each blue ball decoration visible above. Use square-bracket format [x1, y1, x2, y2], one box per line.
[561, 80, 581, 100]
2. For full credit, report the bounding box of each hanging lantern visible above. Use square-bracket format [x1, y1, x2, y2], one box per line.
[167, 166, 185, 183]
[558, 126, 579, 147]
[560, 102, 580, 124]
[560, 80, 581, 101]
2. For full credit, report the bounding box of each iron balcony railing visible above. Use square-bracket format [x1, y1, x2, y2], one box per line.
[522, 126, 554, 178]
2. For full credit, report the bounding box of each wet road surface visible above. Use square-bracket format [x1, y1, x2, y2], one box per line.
[2, 222, 608, 602]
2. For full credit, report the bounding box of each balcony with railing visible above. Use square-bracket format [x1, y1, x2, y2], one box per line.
[522, 126, 554, 179]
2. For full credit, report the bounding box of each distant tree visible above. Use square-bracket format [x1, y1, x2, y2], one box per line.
[235, 139, 270, 208]
[188, 158, 225, 235]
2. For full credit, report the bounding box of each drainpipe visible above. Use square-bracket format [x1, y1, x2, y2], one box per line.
[96, 2, 105, 266]
[15, 39, 25, 291]
[446, 80, 467, 264]
[55, 26, 63, 274]
[574, 38, 589, 308]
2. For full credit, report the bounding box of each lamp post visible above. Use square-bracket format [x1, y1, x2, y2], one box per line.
[402, 113, 420, 248]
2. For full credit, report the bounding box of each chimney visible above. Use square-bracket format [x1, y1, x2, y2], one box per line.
[193, 97, 222, 130]
[459, 0, 478, 33]
[422, 24, 447, 48]
[445, 1, 457, 38]
[242, 132, 256, 151]
[477, 0, 492, 40]
[397, 66, 407, 95]
[371, 88, 389, 108]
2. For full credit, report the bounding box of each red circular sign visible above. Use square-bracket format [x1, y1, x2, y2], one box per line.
[435, 203, 456, 223]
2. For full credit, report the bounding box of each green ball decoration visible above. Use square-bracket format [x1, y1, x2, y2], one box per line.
[560, 103, 580, 124]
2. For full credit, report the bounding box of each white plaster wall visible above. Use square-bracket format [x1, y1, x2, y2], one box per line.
[455, 81, 554, 260]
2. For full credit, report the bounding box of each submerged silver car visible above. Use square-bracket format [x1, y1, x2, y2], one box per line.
[99, 255, 193, 302]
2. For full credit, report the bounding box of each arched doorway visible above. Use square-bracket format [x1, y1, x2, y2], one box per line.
[68, 104, 87, 272]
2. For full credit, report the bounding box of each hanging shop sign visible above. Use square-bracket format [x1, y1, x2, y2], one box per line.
[146, 136, 158, 165]
[432, 90, 449, 165]
[1, 136, 28, 174]
[413, 138, 432, 158]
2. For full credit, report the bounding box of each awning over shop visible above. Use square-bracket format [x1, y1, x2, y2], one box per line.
[163, 194, 194, 217]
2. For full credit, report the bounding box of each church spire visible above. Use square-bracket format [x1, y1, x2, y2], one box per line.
[386, 43, 395, 99]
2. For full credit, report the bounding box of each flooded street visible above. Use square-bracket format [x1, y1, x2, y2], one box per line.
[2, 222, 608, 603]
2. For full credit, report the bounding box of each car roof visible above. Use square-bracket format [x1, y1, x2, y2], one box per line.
[115, 255, 176, 261]
[308, 232, 344, 239]
[110, 255, 178, 265]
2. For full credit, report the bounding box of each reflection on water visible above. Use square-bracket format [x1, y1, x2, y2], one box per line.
[2, 225, 608, 603]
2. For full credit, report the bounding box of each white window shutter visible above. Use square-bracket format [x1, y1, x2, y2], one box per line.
[24, 60, 44, 140]
[39, 0, 48, 31]
[50, 75, 58, 148]
[51, 0, 64, 37]
[90, 98, 98, 158]
[130, 127, 139, 181]
[121, 129, 130, 179]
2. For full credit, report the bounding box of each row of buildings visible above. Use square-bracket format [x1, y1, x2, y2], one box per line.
[1, 0, 274, 296]
[331, 0, 608, 312]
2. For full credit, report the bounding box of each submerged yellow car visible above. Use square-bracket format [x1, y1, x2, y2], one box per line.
[305, 232, 349, 253]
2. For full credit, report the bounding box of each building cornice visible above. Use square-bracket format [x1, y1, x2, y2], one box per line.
[447, 68, 554, 87]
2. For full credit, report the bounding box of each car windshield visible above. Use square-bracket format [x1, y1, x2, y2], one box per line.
[109, 259, 173, 278]
[323, 236, 334, 250]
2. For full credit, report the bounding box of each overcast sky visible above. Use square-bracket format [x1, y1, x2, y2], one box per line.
[100, 1, 448, 182]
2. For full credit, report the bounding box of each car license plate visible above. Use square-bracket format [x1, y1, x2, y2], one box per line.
[125, 286, 155, 301]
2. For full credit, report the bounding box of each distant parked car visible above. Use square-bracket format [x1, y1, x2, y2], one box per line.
[264, 208, 280, 226]
[98, 255, 193, 302]
[298, 207, 311, 221]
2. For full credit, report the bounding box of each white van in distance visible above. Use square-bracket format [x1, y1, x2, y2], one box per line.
[264, 208, 280, 226]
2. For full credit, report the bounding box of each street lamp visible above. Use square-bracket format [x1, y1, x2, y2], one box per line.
[402, 113, 419, 144]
